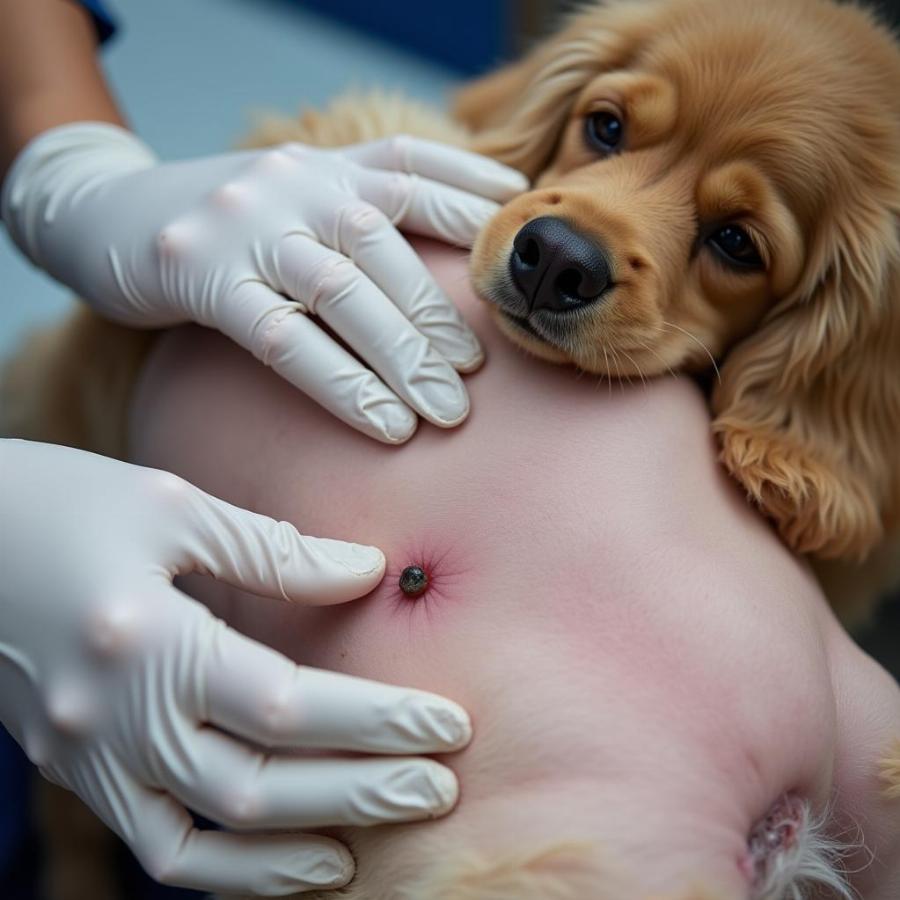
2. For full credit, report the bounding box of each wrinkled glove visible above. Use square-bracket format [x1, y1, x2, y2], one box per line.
[1, 123, 527, 442]
[0, 440, 472, 896]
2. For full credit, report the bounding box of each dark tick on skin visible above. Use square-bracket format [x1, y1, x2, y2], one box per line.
[399, 565, 429, 597]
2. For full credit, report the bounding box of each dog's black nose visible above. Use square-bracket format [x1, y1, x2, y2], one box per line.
[510, 217, 611, 313]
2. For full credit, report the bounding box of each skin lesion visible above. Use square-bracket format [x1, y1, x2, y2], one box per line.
[399, 565, 430, 598]
[384, 538, 474, 612]
[879, 739, 900, 799]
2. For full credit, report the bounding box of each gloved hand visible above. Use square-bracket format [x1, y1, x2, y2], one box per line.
[0, 440, 472, 896]
[1, 124, 527, 443]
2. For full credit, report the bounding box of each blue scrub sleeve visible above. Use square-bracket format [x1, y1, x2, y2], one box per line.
[0, 727, 30, 875]
[71, 0, 118, 44]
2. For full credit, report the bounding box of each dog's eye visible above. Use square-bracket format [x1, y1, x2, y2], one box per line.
[584, 111, 624, 153]
[707, 225, 763, 270]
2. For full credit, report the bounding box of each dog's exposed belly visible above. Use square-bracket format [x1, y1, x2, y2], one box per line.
[129, 240, 895, 895]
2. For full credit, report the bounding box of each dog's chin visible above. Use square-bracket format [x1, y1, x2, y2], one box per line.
[474, 273, 592, 365]
[491, 308, 570, 364]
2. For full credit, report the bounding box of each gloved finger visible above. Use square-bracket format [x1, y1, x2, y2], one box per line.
[126, 783, 353, 895]
[278, 234, 470, 427]
[330, 207, 483, 372]
[355, 166, 503, 247]
[340, 135, 529, 202]
[162, 726, 460, 830]
[167, 488, 386, 604]
[201, 622, 473, 754]
[218, 280, 418, 444]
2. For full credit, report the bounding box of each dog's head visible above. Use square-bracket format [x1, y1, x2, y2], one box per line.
[458, 0, 900, 560]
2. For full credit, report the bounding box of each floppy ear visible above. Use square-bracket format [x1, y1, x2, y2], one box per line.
[453, 59, 536, 134]
[452, 0, 661, 178]
[712, 200, 900, 561]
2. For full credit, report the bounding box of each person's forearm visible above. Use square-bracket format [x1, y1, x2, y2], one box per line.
[0, 0, 125, 178]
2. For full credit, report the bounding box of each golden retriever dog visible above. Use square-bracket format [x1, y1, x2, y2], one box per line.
[2, 0, 900, 896]
[454, 0, 900, 585]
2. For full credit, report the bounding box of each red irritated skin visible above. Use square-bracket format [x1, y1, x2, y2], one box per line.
[130, 239, 900, 899]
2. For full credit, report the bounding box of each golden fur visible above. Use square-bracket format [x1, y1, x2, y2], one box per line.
[881, 738, 900, 798]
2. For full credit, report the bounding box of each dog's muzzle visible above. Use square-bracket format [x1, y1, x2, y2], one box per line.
[509, 216, 612, 314]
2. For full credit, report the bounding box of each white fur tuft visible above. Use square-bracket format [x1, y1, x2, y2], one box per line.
[752, 798, 859, 900]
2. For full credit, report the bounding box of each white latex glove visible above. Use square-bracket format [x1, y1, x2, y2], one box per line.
[0, 440, 472, 896]
[1, 123, 527, 443]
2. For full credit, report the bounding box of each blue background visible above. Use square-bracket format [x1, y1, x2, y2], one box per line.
[268, 0, 511, 74]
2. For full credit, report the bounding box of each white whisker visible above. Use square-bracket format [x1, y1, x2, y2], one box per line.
[634, 338, 679, 381]
[618, 348, 648, 390]
[659, 320, 721, 384]
[609, 345, 626, 393]
[602, 345, 613, 397]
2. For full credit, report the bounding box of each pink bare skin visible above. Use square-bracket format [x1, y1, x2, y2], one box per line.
[129, 239, 900, 898]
